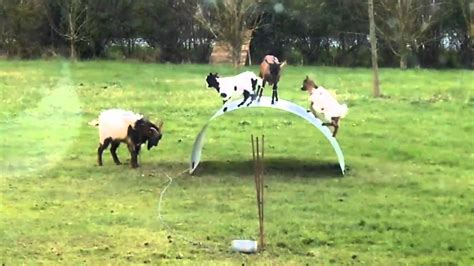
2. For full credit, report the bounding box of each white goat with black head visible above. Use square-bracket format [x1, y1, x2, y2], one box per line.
[91, 109, 163, 168]
[206, 71, 262, 107]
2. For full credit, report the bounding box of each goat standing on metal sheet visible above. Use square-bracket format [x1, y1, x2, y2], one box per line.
[301, 76, 348, 137]
[90, 109, 163, 168]
[258, 55, 286, 104]
[206, 71, 262, 107]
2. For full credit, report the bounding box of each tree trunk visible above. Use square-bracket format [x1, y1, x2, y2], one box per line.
[231, 42, 241, 68]
[68, 10, 76, 60]
[70, 40, 76, 59]
[400, 53, 408, 69]
[368, 0, 381, 97]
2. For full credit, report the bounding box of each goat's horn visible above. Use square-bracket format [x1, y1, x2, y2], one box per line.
[158, 120, 164, 130]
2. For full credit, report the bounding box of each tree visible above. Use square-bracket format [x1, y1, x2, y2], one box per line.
[375, 0, 445, 69]
[195, 0, 263, 67]
[46, 0, 89, 59]
[368, 0, 380, 97]
[0, 0, 48, 58]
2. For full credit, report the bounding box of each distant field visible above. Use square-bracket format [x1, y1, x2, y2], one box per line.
[0, 60, 473, 264]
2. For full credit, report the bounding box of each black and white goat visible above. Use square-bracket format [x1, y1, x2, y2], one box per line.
[91, 109, 163, 168]
[258, 55, 286, 104]
[206, 71, 262, 107]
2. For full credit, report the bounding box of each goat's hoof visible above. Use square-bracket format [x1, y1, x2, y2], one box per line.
[115, 162, 122, 165]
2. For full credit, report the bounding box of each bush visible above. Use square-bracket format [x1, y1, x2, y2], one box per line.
[285, 48, 304, 65]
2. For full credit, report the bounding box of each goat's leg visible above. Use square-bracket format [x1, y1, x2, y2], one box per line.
[97, 137, 112, 166]
[97, 145, 105, 166]
[246, 96, 255, 106]
[271, 83, 278, 104]
[127, 142, 139, 168]
[135, 144, 142, 167]
[332, 125, 339, 137]
[331, 117, 340, 137]
[246, 90, 256, 106]
[238, 91, 250, 107]
[110, 141, 121, 165]
[258, 80, 266, 101]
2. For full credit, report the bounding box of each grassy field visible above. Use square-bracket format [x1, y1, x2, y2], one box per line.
[0, 60, 473, 265]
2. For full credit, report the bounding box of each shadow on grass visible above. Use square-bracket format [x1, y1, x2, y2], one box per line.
[192, 158, 343, 178]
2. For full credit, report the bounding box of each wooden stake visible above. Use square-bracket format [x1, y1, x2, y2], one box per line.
[251, 134, 265, 251]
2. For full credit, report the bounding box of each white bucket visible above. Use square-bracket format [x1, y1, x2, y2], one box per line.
[231, 240, 258, 253]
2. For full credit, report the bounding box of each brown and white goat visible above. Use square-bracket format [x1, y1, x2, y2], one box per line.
[258, 55, 286, 104]
[301, 76, 348, 137]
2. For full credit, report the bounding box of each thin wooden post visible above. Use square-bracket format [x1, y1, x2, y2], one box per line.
[251, 134, 265, 251]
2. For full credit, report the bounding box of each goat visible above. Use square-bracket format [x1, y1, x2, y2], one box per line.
[301, 76, 348, 137]
[206, 71, 262, 107]
[258, 55, 286, 104]
[91, 109, 163, 168]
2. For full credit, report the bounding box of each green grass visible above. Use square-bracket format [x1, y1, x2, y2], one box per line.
[1, 60, 473, 265]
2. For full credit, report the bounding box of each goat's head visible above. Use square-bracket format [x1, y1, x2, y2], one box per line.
[135, 119, 164, 150]
[250, 78, 258, 91]
[206, 72, 220, 92]
[263, 56, 286, 76]
[147, 120, 163, 150]
[263, 59, 281, 76]
[301, 76, 318, 92]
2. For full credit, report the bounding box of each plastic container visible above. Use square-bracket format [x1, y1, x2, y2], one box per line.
[231, 240, 258, 253]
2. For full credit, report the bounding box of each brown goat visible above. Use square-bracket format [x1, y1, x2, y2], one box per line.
[258, 55, 286, 104]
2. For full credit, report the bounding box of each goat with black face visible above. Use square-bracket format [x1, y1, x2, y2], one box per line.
[258, 55, 286, 104]
[92, 109, 163, 168]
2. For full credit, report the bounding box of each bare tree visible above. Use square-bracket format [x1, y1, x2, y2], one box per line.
[457, 0, 473, 37]
[375, 0, 444, 69]
[46, 0, 88, 59]
[195, 0, 263, 67]
[368, 0, 381, 97]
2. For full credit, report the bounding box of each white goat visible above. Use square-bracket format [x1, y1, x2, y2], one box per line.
[206, 71, 263, 107]
[301, 76, 348, 137]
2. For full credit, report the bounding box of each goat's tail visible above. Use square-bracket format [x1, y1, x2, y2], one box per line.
[88, 119, 99, 127]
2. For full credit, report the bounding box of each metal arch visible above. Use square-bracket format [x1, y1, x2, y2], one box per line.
[189, 96, 345, 175]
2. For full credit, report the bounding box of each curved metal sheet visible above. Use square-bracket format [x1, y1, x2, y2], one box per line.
[190, 96, 345, 175]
